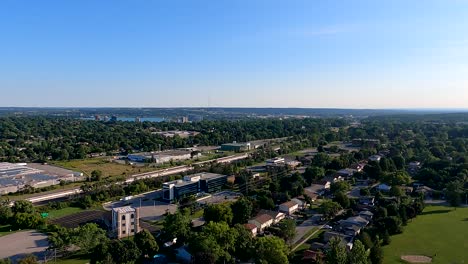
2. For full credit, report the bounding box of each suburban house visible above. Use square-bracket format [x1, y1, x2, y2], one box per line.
[338, 216, 369, 228]
[349, 162, 366, 172]
[248, 214, 274, 232]
[336, 169, 355, 179]
[359, 196, 375, 206]
[316, 180, 331, 190]
[323, 175, 343, 183]
[376, 183, 391, 192]
[279, 200, 299, 215]
[323, 232, 354, 250]
[369, 155, 382, 162]
[358, 210, 374, 221]
[259, 210, 285, 224]
[244, 223, 258, 237]
[291, 198, 307, 210]
[302, 250, 324, 263]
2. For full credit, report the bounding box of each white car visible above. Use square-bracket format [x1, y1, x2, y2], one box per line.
[323, 225, 333, 229]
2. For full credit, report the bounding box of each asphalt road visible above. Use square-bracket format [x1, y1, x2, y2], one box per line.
[0, 230, 49, 262]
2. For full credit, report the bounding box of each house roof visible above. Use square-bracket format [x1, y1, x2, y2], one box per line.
[259, 210, 285, 220]
[244, 223, 257, 231]
[280, 201, 298, 209]
[252, 214, 273, 224]
[359, 210, 374, 216]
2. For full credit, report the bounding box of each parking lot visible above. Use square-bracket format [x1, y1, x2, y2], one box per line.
[103, 190, 177, 221]
[197, 191, 241, 206]
[0, 231, 49, 262]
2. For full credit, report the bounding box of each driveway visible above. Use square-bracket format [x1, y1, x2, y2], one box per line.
[0, 230, 49, 262]
[291, 214, 322, 245]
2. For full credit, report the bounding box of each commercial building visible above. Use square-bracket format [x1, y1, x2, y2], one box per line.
[220, 142, 251, 152]
[128, 149, 193, 164]
[111, 206, 140, 239]
[162, 173, 227, 202]
[0, 162, 82, 194]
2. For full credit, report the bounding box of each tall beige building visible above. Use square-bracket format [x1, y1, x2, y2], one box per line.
[111, 206, 140, 239]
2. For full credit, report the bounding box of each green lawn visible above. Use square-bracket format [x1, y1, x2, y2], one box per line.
[0, 224, 14, 237]
[383, 205, 468, 264]
[45, 207, 85, 219]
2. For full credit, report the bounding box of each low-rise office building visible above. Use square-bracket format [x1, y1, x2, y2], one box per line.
[162, 172, 227, 202]
[220, 142, 251, 152]
[111, 206, 140, 239]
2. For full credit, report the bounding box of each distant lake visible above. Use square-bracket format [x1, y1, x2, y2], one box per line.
[80, 117, 165, 122]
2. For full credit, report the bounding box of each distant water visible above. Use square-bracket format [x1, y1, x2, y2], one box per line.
[80, 117, 165, 122]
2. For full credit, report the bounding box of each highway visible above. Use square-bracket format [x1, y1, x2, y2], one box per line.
[24, 153, 250, 204]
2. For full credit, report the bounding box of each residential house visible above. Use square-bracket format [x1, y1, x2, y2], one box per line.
[338, 216, 369, 228]
[323, 232, 354, 250]
[248, 214, 274, 232]
[359, 196, 375, 206]
[302, 250, 324, 263]
[376, 183, 391, 192]
[244, 223, 258, 237]
[279, 201, 299, 215]
[369, 155, 382, 162]
[358, 210, 374, 221]
[259, 210, 285, 224]
[291, 198, 307, 210]
[336, 169, 355, 179]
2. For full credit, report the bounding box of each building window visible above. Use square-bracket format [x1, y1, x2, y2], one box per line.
[122, 223, 126, 227]
[122, 230, 126, 234]
[131, 214, 134, 219]
[122, 215, 126, 220]
[131, 229, 135, 233]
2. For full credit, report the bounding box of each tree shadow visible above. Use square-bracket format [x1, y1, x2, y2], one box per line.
[462, 218, 468, 221]
[421, 209, 452, 215]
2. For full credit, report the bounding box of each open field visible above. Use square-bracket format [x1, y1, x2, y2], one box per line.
[45, 207, 85, 219]
[383, 205, 468, 264]
[53, 158, 155, 178]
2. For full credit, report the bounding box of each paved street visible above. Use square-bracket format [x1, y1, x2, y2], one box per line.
[0, 231, 49, 262]
[292, 214, 322, 245]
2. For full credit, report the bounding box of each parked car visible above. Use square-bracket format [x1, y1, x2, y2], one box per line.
[323, 225, 333, 229]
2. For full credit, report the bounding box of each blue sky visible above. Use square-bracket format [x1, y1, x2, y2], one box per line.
[1, 0, 468, 108]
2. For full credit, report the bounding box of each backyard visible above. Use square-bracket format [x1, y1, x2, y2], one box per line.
[383, 205, 468, 264]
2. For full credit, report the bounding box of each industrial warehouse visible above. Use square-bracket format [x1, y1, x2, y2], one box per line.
[0, 162, 83, 194]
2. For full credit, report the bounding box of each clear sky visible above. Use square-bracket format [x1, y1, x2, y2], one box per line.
[1, 0, 468, 108]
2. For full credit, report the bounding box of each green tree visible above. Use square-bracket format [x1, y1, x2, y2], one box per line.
[331, 181, 351, 194]
[370, 241, 384, 264]
[358, 231, 374, 250]
[320, 200, 342, 220]
[382, 230, 391, 245]
[203, 204, 233, 225]
[326, 237, 347, 264]
[303, 166, 325, 185]
[277, 219, 297, 242]
[231, 198, 253, 224]
[74, 223, 108, 253]
[134, 230, 159, 258]
[348, 240, 369, 264]
[333, 191, 350, 209]
[90, 170, 103, 181]
[17, 255, 38, 264]
[12, 200, 34, 214]
[446, 180, 463, 206]
[233, 224, 255, 261]
[163, 209, 192, 241]
[389, 186, 403, 197]
[255, 236, 289, 264]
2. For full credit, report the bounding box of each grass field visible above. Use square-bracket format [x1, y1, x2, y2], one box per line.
[0, 225, 14, 237]
[45, 207, 85, 219]
[383, 205, 468, 264]
[53, 158, 155, 178]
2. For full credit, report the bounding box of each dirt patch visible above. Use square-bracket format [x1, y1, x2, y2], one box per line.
[401, 255, 433, 263]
